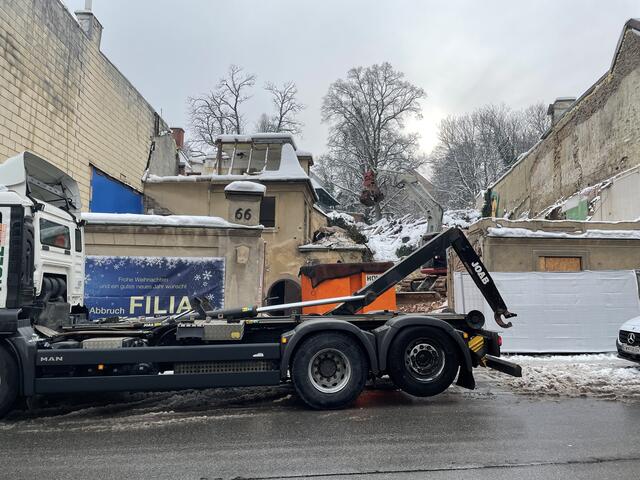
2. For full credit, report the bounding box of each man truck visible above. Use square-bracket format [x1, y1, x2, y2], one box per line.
[0, 151, 520, 417]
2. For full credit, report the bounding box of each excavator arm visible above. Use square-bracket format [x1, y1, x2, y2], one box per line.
[330, 227, 516, 328]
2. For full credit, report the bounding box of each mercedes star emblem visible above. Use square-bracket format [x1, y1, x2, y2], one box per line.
[628, 332, 636, 345]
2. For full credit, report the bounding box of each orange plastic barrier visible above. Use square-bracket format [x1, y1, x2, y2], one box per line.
[300, 262, 396, 314]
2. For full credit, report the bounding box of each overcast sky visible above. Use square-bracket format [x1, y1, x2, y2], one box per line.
[62, 0, 638, 157]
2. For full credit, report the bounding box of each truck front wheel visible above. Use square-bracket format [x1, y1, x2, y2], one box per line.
[0, 346, 19, 419]
[387, 326, 460, 397]
[291, 332, 368, 409]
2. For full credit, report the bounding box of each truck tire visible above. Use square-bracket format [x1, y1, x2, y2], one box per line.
[0, 347, 19, 419]
[387, 326, 459, 397]
[291, 332, 367, 409]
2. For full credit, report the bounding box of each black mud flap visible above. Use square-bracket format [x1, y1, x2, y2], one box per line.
[456, 367, 476, 390]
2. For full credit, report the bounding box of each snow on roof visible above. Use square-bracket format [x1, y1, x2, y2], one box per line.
[252, 132, 295, 141]
[213, 133, 297, 149]
[312, 204, 329, 216]
[259, 143, 308, 180]
[82, 212, 261, 229]
[213, 134, 253, 143]
[224, 181, 266, 194]
[296, 150, 312, 157]
[487, 227, 640, 240]
[147, 144, 310, 185]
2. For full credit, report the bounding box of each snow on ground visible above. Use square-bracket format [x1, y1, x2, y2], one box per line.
[483, 354, 640, 402]
[326, 210, 357, 224]
[360, 216, 430, 261]
[2, 355, 639, 432]
[442, 208, 481, 228]
[0, 386, 294, 433]
[329, 209, 481, 261]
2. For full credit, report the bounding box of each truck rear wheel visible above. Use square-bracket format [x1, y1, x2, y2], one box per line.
[291, 332, 367, 409]
[387, 326, 459, 397]
[0, 347, 19, 418]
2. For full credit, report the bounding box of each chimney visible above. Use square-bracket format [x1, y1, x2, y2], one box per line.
[547, 97, 576, 125]
[75, 1, 103, 49]
[171, 128, 185, 149]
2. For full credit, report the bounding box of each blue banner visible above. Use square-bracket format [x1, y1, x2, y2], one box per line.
[84, 256, 225, 320]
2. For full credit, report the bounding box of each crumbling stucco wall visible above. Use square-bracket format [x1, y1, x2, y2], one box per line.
[0, 0, 177, 208]
[491, 27, 640, 218]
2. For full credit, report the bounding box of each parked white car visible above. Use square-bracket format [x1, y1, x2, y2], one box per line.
[617, 316, 640, 362]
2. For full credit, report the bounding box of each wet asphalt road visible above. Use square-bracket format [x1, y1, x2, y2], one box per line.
[1, 377, 639, 480]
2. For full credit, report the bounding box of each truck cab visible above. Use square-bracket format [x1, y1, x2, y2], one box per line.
[0, 151, 85, 331]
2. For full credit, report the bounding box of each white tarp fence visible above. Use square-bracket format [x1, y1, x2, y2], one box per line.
[453, 270, 640, 353]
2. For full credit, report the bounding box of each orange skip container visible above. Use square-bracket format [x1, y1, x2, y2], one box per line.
[299, 262, 396, 314]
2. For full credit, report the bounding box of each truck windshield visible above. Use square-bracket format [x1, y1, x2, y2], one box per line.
[40, 218, 70, 250]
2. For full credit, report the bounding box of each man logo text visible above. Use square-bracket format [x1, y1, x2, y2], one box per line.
[39, 356, 64, 362]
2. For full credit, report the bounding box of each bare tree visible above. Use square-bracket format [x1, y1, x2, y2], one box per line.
[254, 113, 274, 133]
[188, 65, 256, 148]
[221, 65, 256, 134]
[320, 62, 426, 220]
[523, 102, 551, 138]
[266, 81, 305, 133]
[255, 81, 305, 134]
[430, 102, 548, 209]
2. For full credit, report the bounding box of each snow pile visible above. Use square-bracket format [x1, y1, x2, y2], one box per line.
[260, 143, 307, 180]
[324, 211, 434, 261]
[361, 215, 431, 261]
[326, 210, 357, 224]
[484, 354, 640, 402]
[224, 180, 266, 194]
[0, 386, 293, 431]
[487, 227, 640, 240]
[82, 212, 260, 229]
[442, 209, 481, 228]
[299, 227, 368, 251]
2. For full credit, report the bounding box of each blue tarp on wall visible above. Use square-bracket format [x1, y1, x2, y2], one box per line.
[84, 256, 225, 320]
[90, 167, 144, 213]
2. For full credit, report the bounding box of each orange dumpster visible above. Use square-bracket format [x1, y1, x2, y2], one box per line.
[299, 262, 396, 314]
